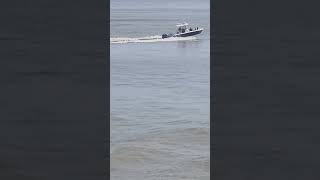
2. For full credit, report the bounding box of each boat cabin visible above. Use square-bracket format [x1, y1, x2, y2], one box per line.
[176, 23, 188, 33]
[176, 23, 198, 34]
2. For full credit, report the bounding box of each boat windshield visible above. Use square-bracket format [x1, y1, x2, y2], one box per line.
[177, 26, 187, 33]
[176, 23, 188, 32]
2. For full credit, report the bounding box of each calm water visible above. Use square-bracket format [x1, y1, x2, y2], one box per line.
[111, 0, 210, 179]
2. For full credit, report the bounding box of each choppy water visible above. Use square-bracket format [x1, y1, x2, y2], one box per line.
[111, 0, 210, 179]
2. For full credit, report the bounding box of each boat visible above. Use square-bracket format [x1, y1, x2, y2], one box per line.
[162, 23, 203, 39]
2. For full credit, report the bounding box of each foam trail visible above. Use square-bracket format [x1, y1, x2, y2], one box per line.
[110, 35, 197, 44]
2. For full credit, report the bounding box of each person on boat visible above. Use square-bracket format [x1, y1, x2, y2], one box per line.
[189, 27, 192, 31]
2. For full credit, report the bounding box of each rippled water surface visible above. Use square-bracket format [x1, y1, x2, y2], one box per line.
[111, 0, 210, 179]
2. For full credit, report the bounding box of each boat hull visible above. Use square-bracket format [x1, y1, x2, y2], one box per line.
[162, 28, 203, 39]
[175, 29, 203, 37]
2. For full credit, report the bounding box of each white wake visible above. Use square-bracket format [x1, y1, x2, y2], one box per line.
[110, 35, 197, 44]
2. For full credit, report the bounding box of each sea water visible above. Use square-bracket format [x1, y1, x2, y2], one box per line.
[111, 0, 210, 179]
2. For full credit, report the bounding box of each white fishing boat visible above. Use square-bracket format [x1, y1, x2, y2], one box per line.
[162, 23, 203, 39]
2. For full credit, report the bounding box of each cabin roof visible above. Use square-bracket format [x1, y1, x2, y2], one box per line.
[176, 23, 188, 27]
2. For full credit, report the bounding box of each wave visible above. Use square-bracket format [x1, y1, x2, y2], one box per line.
[110, 35, 197, 44]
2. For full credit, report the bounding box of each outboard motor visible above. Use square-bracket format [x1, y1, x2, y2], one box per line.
[162, 34, 168, 39]
[162, 33, 174, 39]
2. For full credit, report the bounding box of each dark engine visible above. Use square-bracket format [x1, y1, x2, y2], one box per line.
[162, 33, 174, 39]
[162, 34, 168, 39]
